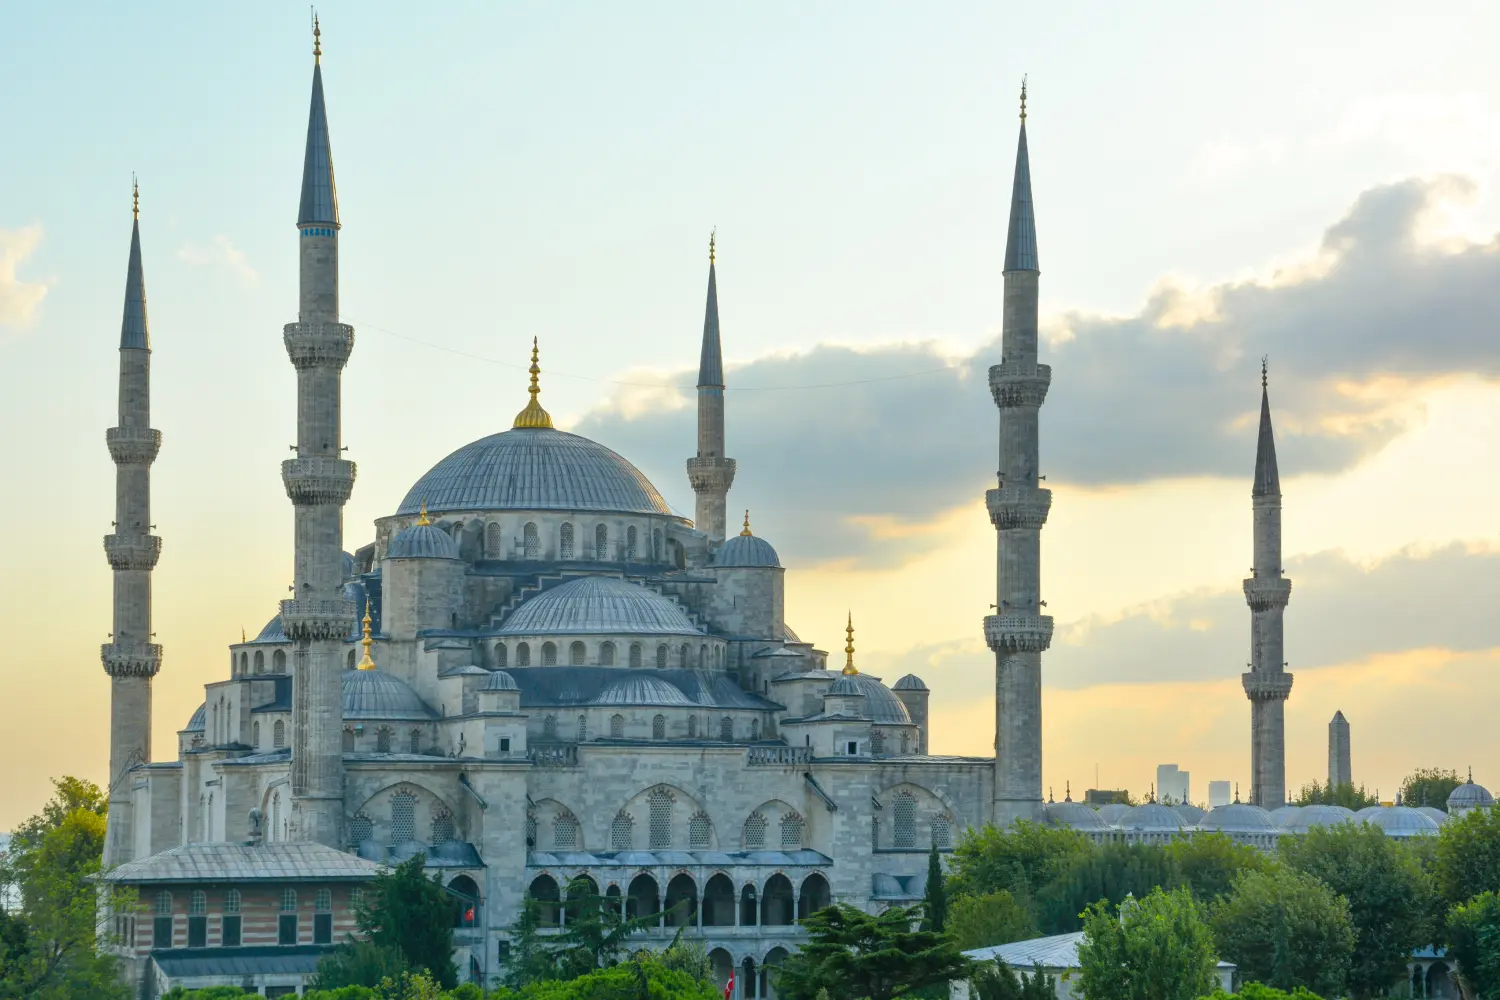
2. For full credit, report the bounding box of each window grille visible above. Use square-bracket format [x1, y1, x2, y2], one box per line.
[349, 814, 373, 847]
[390, 791, 417, 844]
[273, 720, 286, 748]
[495, 643, 507, 668]
[600, 641, 615, 666]
[751, 719, 761, 741]
[900, 730, 911, 754]
[652, 714, 665, 740]
[542, 642, 557, 665]
[679, 643, 690, 666]
[656, 645, 668, 668]
[281, 888, 298, 912]
[595, 524, 608, 558]
[224, 890, 241, 914]
[315, 889, 332, 912]
[626, 526, 637, 560]
[189, 891, 207, 915]
[610, 714, 624, 738]
[253, 722, 261, 746]
[410, 729, 422, 754]
[780, 812, 805, 849]
[871, 729, 885, 755]
[689, 811, 711, 849]
[526, 811, 537, 846]
[720, 717, 733, 741]
[577, 715, 588, 741]
[629, 643, 642, 668]
[273, 649, 285, 672]
[376, 727, 392, 753]
[554, 812, 579, 850]
[517, 643, 530, 666]
[743, 812, 766, 849]
[542, 715, 557, 739]
[648, 788, 674, 849]
[560, 522, 574, 559]
[486, 521, 501, 557]
[570, 641, 586, 665]
[611, 812, 633, 850]
[432, 808, 455, 844]
[523, 522, 539, 558]
[893, 792, 916, 848]
[932, 815, 953, 850]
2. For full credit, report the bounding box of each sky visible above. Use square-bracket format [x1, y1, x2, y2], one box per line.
[2, 2, 1499, 825]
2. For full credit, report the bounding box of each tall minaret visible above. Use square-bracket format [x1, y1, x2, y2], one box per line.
[1242, 360, 1293, 809]
[1328, 710, 1351, 788]
[101, 180, 163, 866]
[685, 232, 735, 544]
[984, 81, 1053, 826]
[281, 18, 357, 847]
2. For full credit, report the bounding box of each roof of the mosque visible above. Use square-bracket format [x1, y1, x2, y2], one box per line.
[1044, 801, 1109, 832]
[827, 675, 863, 697]
[341, 669, 437, 720]
[1198, 802, 1277, 833]
[397, 428, 674, 518]
[713, 533, 781, 568]
[1360, 805, 1441, 837]
[182, 703, 206, 733]
[1449, 778, 1494, 809]
[483, 670, 519, 692]
[965, 932, 1235, 971]
[892, 674, 929, 692]
[1173, 802, 1206, 825]
[502, 667, 781, 711]
[388, 522, 460, 560]
[1118, 803, 1185, 833]
[496, 577, 704, 637]
[102, 842, 380, 884]
[1283, 804, 1355, 834]
[772, 669, 912, 726]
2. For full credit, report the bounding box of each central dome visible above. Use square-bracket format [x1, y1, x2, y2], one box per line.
[397, 428, 674, 518]
[497, 576, 705, 636]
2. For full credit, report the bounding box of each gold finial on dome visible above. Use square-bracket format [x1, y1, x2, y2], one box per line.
[313, 10, 322, 62]
[843, 611, 859, 675]
[241, 626, 246, 643]
[357, 598, 376, 670]
[740, 510, 752, 536]
[513, 337, 555, 429]
[709, 228, 716, 264]
[416, 500, 431, 527]
[1019, 74, 1028, 122]
[132, 175, 139, 220]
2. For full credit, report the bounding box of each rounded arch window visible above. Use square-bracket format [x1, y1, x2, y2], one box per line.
[610, 714, 625, 738]
[629, 643, 642, 668]
[239, 652, 248, 674]
[347, 648, 356, 669]
[569, 641, 586, 666]
[626, 526, 638, 560]
[595, 524, 608, 558]
[409, 728, 421, 754]
[375, 727, 392, 753]
[273, 720, 286, 748]
[273, 649, 286, 673]
[280, 888, 298, 912]
[679, 643, 689, 666]
[252, 721, 261, 746]
[485, 521, 501, 557]
[893, 792, 916, 848]
[516, 642, 531, 667]
[699, 644, 707, 668]
[542, 642, 557, 666]
[224, 889, 241, 914]
[600, 641, 616, 666]
[542, 715, 558, 739]
[687, 716, 698, 738]
[155, 891, 173, 915]
[656, 644, 668, 669]
[560, 522, 575, 560]
[523, 522, 539, 559]
[494, 643, 507, 668]
[315, 889, 332, 912]
[577, 714, 588, 741]
[653, 528, 662, 561]
[720, 716, 733, 741]
[253, 650, 265, 673]
[652, 714, 666, 740]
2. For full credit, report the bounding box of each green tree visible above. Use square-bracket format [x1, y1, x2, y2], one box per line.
[1446, 891, 1500, 1000]
[770, 902, 970, 1000]
[1209, 866, 1354, 997]
[1401, 768, 1463, 813]
[1076, 886, 1217, 1000]
[970, 961, 1057, 1000]
[947, 890, 1035, 951]
[504, 953, 719, 1000]
[311, 940, 411, 991]
[550, 877, 658, 978]
[923, 844, 948, 932]
[1198, 985, 1325, 1000]
[502, 893, 560, 988]
[656, 935, 714, 984]
[948, 822, 1090, 908]
[1166, 833, 1271, 904]
[1293, 781, 1377, 810]
[1279, 822, 1428, 999]
[351, 855, 458, 989]
[1035, 841, 1180, 934]
[1435, 803, 1500, 905]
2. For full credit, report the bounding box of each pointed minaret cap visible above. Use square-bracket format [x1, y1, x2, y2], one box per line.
[513, 338, 555, 429]
[121, 177, 150, 350]
[1253, 356, 1281, 497]
[1003, 77, 1039, 273]
[698, 230, 724, 388]
[1332, 710, 1347, 723]
[297, 16, 340, 227]
[842, 612, 859, 676]
[1064, 780, 1072, 803]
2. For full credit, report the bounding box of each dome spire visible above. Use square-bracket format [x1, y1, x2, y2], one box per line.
[416, 500, 431, 526]
[1003, 76, 1038, 273]
[356, 598, 376, 670]
[843, 612, 859, 676]
[740, 510, 752, 536]
[513, 337, 555, 429]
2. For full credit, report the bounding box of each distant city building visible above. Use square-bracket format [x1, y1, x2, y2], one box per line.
[1329, 711, 1351, 788]
[1084, 789, 1131, 806]
[1156, 764, 1191, 805]
[1208, 781, 1232, 808]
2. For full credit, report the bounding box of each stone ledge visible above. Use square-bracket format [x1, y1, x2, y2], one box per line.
[686, 456, 737, 492]
[283, 322, 355, 369]
[986, 487, 1052, 530]
[1242, 671, 1295, 700]
[988, 362, 1052, 408]
[983, 613, 1054, 654]
[1243, 576, 1292, 610]
[106, 426, 162, 465]
[280, 599, 358, 640]
[101, 642, 162, 678]
[103, 533, 162, 570]
[282, 457, 357, 506]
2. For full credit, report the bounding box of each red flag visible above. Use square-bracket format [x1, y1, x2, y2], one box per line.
[724, 971, 735, 999]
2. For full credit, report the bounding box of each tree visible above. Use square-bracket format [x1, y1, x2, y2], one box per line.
[1446, 891, 1500, 1000]
[971, 961, 1057, 1000]
[1166, 833, 1271, 904]
[549, 877, 658, 979]
[311, 940, 411, 990]
[948, 891, 1035, 951]
[770, 902, 970, 1000]
[1435, 804, 1500, 905]
[351, 855, 458, 989]
[923, 844, 948, 932]
[1035, 841, 1180, 935]
[1401, 768, 1463, 814]
[1293, 781, 1377, 810]
[506, 953, 720, 1000]
[1209, 866, 1354, 997]
[948, 822, 1090, 908]
[1199, 986, 1326, 1000]
[655, 935, 714, 984]
[1075, 887, 1218, 1000]
[1279, 822, 1429, 999]
[502, 893, 561, 988]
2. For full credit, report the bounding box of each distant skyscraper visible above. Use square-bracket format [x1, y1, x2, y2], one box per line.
[1208, 781, 1232, 808]
[1329, 710, 1351, 788]
[1157, 764, 1191, 804]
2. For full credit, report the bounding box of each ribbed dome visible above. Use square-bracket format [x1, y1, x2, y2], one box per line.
[1173, 802, 1206, 825]
[496, 577, 704, 637]
[713, 534, 781, 568]
[1448, 779, 1494, 810]
[484, 670, 519, 691]
[397, 428, 672, 517]
[1417, 806, 1449, 826]
[184, 703, 206, 732]
[1046, 801, 1108, 831]
[847, 675, 911, 725]
[1097, 804, 1131, 825]
[341, 669, 436, 721]
[1199, 803, 1278, 833]
[828, 675, 864, 697]
[1282, 805, 1354, 834]
[253, 614, 288, 643]
[1270, 805, 1303, 826]
[1360, 806, 1440, 837]
[892, 674, 929, 692]
[1118, 803, 1185, 833]
[594, 675, 696, 707]
[388, 523, 460, 560]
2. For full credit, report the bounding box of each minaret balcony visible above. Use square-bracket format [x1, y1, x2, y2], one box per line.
[282, 457, 357, 506]
[686, 455, 737, 492]
[106, 426, 162, 465]
[281, 598, 358, 641]
[984, 613, 1054, 654]
[1242, 577, 1292, 611]
[1242, 671, 1294, 701]
[986, 486, 1052, 530]
[103, 533, 161, 571]
[101, 641, 162, 678]
[988, 362, 1051, 409]
[283, 322, 355, 369]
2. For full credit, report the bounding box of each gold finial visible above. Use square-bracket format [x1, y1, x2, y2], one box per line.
[357, 598, 376, 670]
[842, 611, 858, 675]
[740, 510, 752, 536]
[416, 500, 431, 527]
[132, 175, 139, 220]
[1020, 75, 1028, 122]
[241, 626, 247, 643]
[709, 228, 716, 264]
[512, 336, 555, 429]
[313, 10, 322, 62]
[1261, 355, 1268, 390]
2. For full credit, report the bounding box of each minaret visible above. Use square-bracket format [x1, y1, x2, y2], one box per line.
[686, 232, 736, 544]
[1242, 360, 1293, 809]
[101, 180, 163, 866]
[281, 18, 357, 847]
[1328, 710, 1351, 788]
[984, 80, 1053, 826]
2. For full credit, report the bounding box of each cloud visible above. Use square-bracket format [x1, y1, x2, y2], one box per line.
[577, 177, 1500, 561]
[0, 226, 48, 328]
[177, 235, 259, 288]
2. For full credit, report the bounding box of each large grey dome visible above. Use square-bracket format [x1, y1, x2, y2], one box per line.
[397, 428, 673, 517]
[496, 577, 704, 637]
[713, 533, 781, 568]
[846, 675, 911, 726]
[342, 669, 436, 721]
[1361, 805, 1440, 838]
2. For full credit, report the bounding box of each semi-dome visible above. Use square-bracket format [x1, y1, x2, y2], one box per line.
[893, 674, 929, 692]
[1361, 805, 1440, 837]
[1282, 804, 1354, 834]
[1045, 801, 1109, 832]
[484, 670, 519, 692]
[341, 669, 436, 721]
[594, 674, 696, 707]
[1118, 803, 1185, 833]
[827, 675, 864, 697]
[496, 576, 704, 637]
[388, 522, 460, 560]
[1448, 778, 1494, 811]
[1198, 803, 1278, 833]
[183, 703, 206, 732]
[713, 533, 781, 568]
[397, 428, 673, 518]
[252, 614, 288, 643]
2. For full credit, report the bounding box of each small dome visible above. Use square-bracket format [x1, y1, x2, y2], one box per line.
[1361, 806, 1440, 838]
[1045, 801, 1109, 832]
[1417, 806, 1449, 826]
[1097, 803, 1132, 825]
[484, 670, 519, 692]
[713, 534, 781, 568]
[1118, 803, 1185, 833]
[342, 669, 436, 721]
[828, 675, 864, 697]
[183, 703, 206, 732]
[388, 523, 460, 560]
[1282, 805, 1354, 834]
[1270, 805, 1303, 826]
[1198, 803, 1278, 833]
[497, 577, 704, 637]
[1448, 779, 1494, 810]
[253, 614, 288, 643]
[593, 675, 695, 707]
[846, 675, 911, 725]
[783, 624, 802, 643]
[893, 674, 929, 692]
[1173, 802, 1206, 825]
[1354, 805, 1386, 820]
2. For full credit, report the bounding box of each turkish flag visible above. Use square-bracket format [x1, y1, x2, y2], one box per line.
[724, 971, 735, 999]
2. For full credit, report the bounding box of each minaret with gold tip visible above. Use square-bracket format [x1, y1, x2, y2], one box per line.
[514, 337, 554, 429]
[282, 17, 358, 848]
[102, 178, 163, 866]
[686, 232, 736, 544]
[984, 79, 1052, 825]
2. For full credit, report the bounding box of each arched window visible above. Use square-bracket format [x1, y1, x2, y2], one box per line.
[225, 889, 241, 913]
[720, 717, 733, 741]
[432, 807, 455, 844]
[653, 528, 662, 561]
[542, 642, 557, 666]
[652, 714, 665, 740]
[529, 874, 561, 926]
[600, 641, 615, 666]
[315, 889, 332, 912]
[872, 816, 880, 849]
[485, 522, 501, 558]
[570, 641, 586, 666]
[495, 643, 507, 668]
[253, 650, 265, 673]
[679, 643, 690, 666]
[239, 652, 248, 674]
[376, 727, 392, 753]
[610, 713, 624, 738]
[253, 722, 261, 747]
[629, 643, 642, 668]
[689, 811, 711, 849]
[577, 714, 587, 741]
[893, 792, 916, 848]
[347, 648, 356, 669]
[222, 887, 242, 947]
[155, 890, 173, 914]
[390, 791, 417, 844]
[750, 718, 761, 741]
[526, 810, 537, 846]
[743, 812, 766, 850]
[554, 811, 580, 850]
[648, 788, 674, 849]
[273, 720, 286, 748]
[626, 526, 638, 560]
[517, 642, 531, 667]
[523, 522, 539, 559]
[611, 811, 633, 850]
[900, 730, 911, 754]
[273, 649, 286, 673]
[656, 644, 668, 668]
[560, 522, 575, 559]
[542, 715, 558, 740]
[349, 814, 373, 847]
[871, 729, 885, 755]
[189, 890, 207, 915]
[342, 727, 355, 752]
[595, 524, 608, 558]
[932, 814, 953, 850]
[410, 729, 422, 754]
[699, 644, 707, 668]
[688, 716, 698, 739]
[281, 888, 298, 912]
[780, 811, 805, 849]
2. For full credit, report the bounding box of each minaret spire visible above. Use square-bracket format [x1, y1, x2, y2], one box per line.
[686, 230, 736, 544]
[985, 79, 1053, 826]
[102, 181, 164, 865]
[1243, 360, 1293, 809]
[282, 27, 357, 847]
